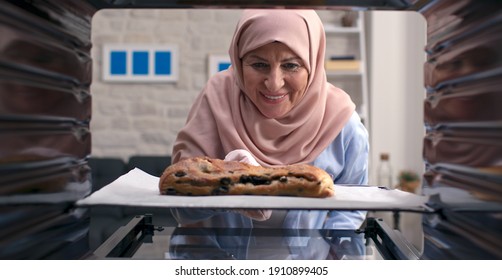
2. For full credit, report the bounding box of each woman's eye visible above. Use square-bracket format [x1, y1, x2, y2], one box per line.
[251, 62, 268, 69]
[282, 63, 300, 71]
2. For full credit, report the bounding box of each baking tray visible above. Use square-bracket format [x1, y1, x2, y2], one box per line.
[91, 214, 421, 260]
[77, 168, 432, 212]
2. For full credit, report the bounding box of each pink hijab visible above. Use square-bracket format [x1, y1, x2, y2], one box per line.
[172, 9, 355, 167]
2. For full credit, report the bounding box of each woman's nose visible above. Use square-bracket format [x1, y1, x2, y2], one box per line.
[264, 68, 285, 91]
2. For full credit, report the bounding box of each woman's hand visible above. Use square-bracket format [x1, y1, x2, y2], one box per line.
[233, 209, 272, 221]
[224, 149, 261, 166]
[224, 149, 272, 221]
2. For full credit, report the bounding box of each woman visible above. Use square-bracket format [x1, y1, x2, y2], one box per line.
[171, 9, 369, 231]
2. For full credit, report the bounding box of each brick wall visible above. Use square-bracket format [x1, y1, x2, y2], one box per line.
[90, 9, 347, 161]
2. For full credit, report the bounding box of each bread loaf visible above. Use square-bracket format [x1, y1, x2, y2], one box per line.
[159, 156, 334, 198]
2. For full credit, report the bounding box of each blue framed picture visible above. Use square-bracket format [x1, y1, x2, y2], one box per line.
[208, 54, 231, 78]
[103, 44, 179, 82]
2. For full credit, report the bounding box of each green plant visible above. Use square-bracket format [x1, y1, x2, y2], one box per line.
[398, 170, 420, 182]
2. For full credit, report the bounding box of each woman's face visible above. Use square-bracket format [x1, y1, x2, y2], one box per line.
[241, 42, 309, 119]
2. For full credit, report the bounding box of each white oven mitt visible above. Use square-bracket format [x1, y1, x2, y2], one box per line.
[224, 149, 272, 221]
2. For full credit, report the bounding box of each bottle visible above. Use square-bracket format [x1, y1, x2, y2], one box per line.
[377, 153, 393, 188]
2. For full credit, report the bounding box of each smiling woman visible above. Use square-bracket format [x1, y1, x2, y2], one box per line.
[170, 9, 369, 231]
[173, 9, 362, 166]
[241, 42, 309, 119]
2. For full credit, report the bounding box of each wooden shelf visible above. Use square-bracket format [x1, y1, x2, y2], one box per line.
[326, 70, 363, 76]
[323, 11, 369, 132]
[324, 23, 361, 34]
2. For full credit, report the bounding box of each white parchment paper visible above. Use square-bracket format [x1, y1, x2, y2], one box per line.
[76, 168, 430, 212]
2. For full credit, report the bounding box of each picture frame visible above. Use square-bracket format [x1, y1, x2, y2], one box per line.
[208, 54, 231, 78]
[102, 44, 179, 82]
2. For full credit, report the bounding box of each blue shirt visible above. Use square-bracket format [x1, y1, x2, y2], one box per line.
[171, 111, 369, 230]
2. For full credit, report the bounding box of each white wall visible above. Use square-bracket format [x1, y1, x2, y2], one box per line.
[368, 11, 427, 187]
[367, 11, 427, 252]
[90, 9, 243, 160]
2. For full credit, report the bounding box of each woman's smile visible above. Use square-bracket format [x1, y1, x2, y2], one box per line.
[261, 92, 288, 103]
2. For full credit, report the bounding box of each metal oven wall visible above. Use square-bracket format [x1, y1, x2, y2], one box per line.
[0, 0, 96, 259]
[419, 0, 502, 259]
